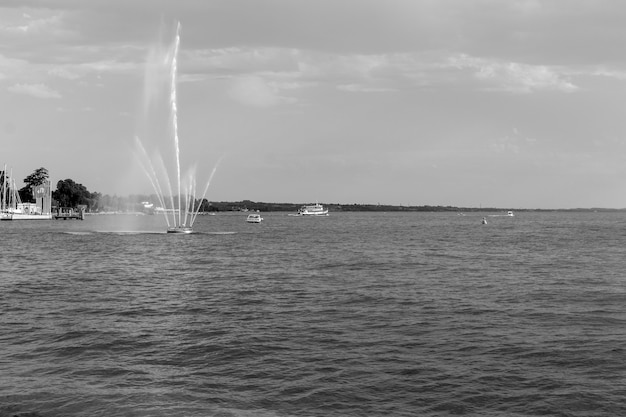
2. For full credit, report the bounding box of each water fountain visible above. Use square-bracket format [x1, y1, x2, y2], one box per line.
[134, 22, 218, 234]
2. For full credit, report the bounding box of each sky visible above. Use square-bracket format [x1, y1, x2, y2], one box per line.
[2, 0, 626, 209]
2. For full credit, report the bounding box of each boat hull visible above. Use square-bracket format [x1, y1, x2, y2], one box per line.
[1, 213, 53, 221]
[299, 210, 328, 216]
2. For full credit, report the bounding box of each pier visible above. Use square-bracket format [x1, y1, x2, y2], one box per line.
[54, 208, 85, 220]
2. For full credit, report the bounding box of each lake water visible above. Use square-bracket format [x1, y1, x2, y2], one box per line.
[1, 211, 625, 416]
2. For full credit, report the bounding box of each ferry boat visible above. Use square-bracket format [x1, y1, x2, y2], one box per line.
[297, 203, 328, 216]
[246, 213, 263, 223]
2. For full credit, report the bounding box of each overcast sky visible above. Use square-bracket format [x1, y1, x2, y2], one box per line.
[2, 0, 626, 208]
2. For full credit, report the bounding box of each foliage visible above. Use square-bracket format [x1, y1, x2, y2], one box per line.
[53, 179, 93, 208]
[24, 167, 49, 187]
[19, 167, 49, 202]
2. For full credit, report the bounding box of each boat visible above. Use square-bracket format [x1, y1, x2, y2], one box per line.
[507, 211, 514, 216]
[246, 213, 263, 223]
[3, 213, 54, 221]
[296, 203, 328, 216]
[1, 170, 53, 221]
[482, 217, 488, 225]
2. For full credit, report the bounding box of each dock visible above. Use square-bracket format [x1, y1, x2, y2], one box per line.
[54, 208, 85, 220]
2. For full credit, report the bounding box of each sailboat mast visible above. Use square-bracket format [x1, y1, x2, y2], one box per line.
[9, 168, 13, 210]
[1, 164, 5, 212]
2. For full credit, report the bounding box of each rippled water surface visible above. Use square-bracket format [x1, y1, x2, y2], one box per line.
[1, 211, 625, 416]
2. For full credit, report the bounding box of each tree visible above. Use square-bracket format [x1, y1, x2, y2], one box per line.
[24, 167, 49, 186]
[19, 167, 49, 202]
[53, 179, 92, 208]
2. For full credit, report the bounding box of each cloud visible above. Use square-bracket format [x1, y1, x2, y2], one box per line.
[337, 84, 395, 93]
[3, 12, 69, 38]
[188, 47, 301, 75]
[48, 66, 81, 80]
[196, 46, 584, 97]
[0, 53, 29, 79]
[491, 127, 537, 154]
[193, 47, 421, 95]
[56, 106, 94, 112]
[592, 68, 626, 80]
[448, 54, 578, 93]
[89, 37, 603, 105]
[8, 83, 61, 99]
[228, 75, 296, 107]
[78, 59, 138, 74]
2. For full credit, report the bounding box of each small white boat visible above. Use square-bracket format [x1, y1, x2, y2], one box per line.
[246, 213, 263, 223]
[297, 203, 328, 216]
[507, 211, 514, 216]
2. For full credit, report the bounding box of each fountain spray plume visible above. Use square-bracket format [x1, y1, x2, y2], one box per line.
[134, 21, 220, 234]
[133, 136, 170, 226]
[170, 22, 182, 228]
[181, 166, 196, 228]
[133, 136, 180, 227]
[189, 157, 223, 226]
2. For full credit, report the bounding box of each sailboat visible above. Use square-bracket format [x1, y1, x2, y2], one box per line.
[1, 166, 52, 220]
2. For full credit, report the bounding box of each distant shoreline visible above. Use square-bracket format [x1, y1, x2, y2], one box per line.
[156, 201, 626, 213]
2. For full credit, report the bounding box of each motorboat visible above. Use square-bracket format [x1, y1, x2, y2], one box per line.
[297, 203, 328, 216]
[246, 213, 263, 223]
[507, 211, 514, 216]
